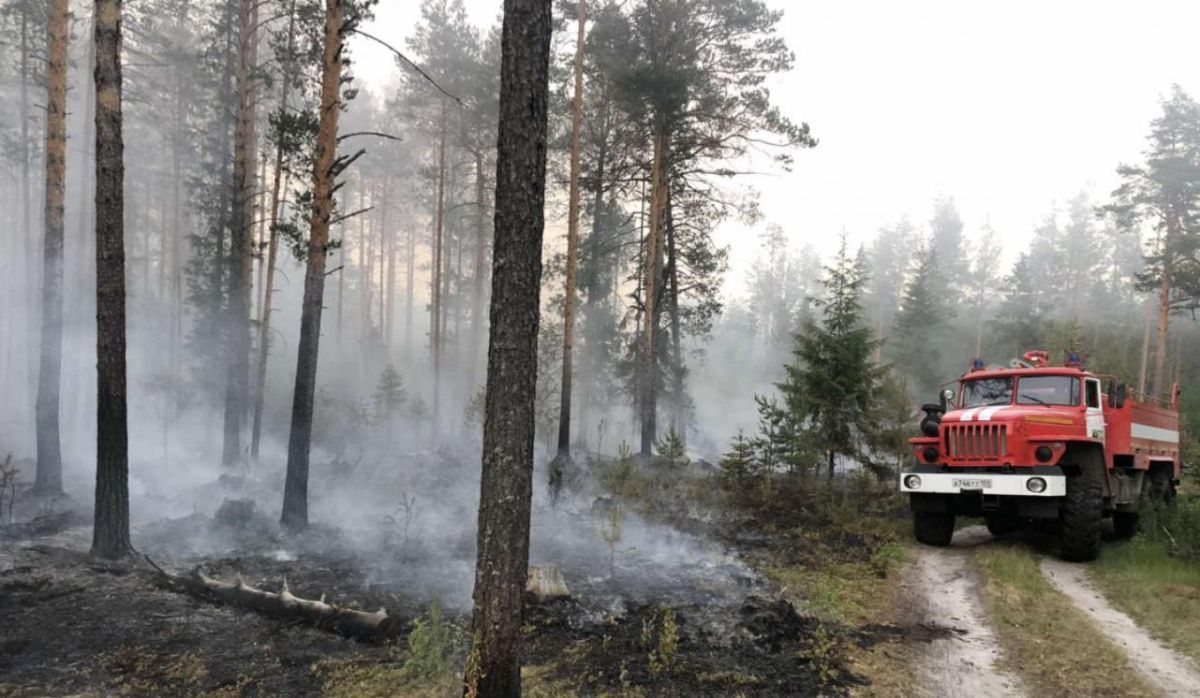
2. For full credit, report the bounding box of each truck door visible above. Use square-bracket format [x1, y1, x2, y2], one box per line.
[1085, 378, 1105, 444]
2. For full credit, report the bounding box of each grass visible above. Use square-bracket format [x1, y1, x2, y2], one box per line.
[1091, 538, 1200, 664]
[974, 543, 1156, 697]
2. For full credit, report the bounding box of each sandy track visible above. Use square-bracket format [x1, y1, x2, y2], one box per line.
[1041, 558, 1200, 697]
[912, 526, 1026, 698]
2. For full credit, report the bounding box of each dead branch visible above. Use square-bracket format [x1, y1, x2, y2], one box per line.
[149, 559, 401, 642]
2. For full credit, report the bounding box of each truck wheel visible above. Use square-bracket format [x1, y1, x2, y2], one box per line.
[1060, 476, 1103, 562]
[913, 511, 955, 547]
[1150, 471, 1177, 505]
[985, 513, 1020, 537]
[1112, 510, 1139, 539]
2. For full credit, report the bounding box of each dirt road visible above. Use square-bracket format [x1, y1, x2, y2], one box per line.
[911, 526, 1026, 698]
[1041, 558, 1200, 697]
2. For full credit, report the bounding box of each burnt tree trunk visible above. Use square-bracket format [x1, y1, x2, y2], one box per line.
[556, 0, 587, 459]
[35, 0, 70, 496]
[281, 0, 343, 532]
[465, 0, 553, 694]
[92, 0, 132, 559]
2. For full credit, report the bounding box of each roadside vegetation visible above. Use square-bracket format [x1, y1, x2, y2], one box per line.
[974, 543, 1157, 697]
[1091, 481, 1200, 663]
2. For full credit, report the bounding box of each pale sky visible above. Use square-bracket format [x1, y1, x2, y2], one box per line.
[353, 0, 1200, 296]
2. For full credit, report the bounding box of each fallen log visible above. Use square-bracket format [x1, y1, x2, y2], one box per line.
[148, 558, 402, 642]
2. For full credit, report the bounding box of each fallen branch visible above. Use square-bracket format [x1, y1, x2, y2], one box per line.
[148, 557, 401, 642]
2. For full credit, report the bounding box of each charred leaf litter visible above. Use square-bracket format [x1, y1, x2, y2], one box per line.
[0, 448, 898, 696]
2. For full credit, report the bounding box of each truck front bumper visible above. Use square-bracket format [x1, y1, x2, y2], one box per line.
[899, 470, 1066, 497]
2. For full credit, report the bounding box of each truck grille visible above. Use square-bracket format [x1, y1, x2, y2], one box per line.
[944, 424, 1008, 460]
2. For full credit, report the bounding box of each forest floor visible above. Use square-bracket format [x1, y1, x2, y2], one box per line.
[2, 457, 1198, 697]
[0, 453, 878, 697]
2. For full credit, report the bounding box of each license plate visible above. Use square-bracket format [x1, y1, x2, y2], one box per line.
[953, 478, 992, 490]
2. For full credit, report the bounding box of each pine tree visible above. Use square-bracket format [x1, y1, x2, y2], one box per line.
[466, 0, 554, 693]
[1104, 84, 1200, 397]
[890, 244, 951, 399]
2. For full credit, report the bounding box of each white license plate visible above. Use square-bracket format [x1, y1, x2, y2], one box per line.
[953, 478, 992, 490]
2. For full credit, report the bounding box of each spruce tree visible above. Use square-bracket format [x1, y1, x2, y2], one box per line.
[990, 253, 1045, 358]
[890, 244, 950, 399]
[776, 234, 880, 480]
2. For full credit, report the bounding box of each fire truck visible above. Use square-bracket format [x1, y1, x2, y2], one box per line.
[900, 351, 1183, 561]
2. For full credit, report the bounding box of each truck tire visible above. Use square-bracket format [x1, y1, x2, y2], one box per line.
[1112, 510, 1138, 539]
[913, 511, 955, 547]
[1150, 471, 1177, 505]
[985, 513, 1020, 537]
[1060, 476, 1103, 562]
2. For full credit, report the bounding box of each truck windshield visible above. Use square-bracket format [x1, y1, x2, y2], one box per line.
[961, 378, 1013, 407]
[1016, 375, 1080, 406]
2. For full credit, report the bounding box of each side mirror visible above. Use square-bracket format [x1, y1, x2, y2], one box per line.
[1104, 383, 1123, 410]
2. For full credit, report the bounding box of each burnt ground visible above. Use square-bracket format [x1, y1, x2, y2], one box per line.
[0, 460, 936, 697]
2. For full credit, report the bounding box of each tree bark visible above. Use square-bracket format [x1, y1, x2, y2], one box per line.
[664, 187, 685, 446]
[92, 0, 132, 559]
[222, 0, 258, 468]
[1153, 266, 1171, 400]
[469, 151, 487, 392]
[556, 0, 587, 458]
[465, 0, 553, 694]
[281, 0, 343, 532]
[35, 0, 70, 496]
[250, 0, 299, 460]
[639, 128, 668, 457]
[432, 102, 448, 430]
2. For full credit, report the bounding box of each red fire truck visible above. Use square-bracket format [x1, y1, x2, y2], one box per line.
[900, 351, 1183, 561]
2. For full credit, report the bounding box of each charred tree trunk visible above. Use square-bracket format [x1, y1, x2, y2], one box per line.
[34, 0, 70, 496]
[465, 0, 553, 694]
[281, 0, 343, 532]
[555, 0, 587, 459]
[92, 0, 132, 559]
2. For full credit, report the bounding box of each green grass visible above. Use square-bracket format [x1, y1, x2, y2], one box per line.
[1092, 538, 1200, 663]
[974, 544, 1156, 698]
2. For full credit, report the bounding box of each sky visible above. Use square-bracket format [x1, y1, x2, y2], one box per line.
[353, 0, 1200, 297]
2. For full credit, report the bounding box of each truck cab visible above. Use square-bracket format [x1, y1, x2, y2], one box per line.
[899, 352, 1182, 561]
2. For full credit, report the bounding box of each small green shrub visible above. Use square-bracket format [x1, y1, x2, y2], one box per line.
[400, 600, 463, 683]
[647, 608, 679, 677]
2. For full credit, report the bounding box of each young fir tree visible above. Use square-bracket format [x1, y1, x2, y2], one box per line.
[776, 234, 880, 480]
[890, 243, 950, 399]
[654, 424, 688, 468]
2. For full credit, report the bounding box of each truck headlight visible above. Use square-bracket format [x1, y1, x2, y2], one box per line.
[923, 447, 939, 463]
[904, 475, 922, 490]
[1035, 446, 1054, 463]
[1026, 477, 1047, 493]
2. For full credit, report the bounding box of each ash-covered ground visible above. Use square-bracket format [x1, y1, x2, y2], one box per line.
[0, 447, 860, 696]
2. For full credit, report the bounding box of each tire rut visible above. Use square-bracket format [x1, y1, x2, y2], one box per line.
[912, 526, 1026, 698]
[1041, 558, 1200, 697]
